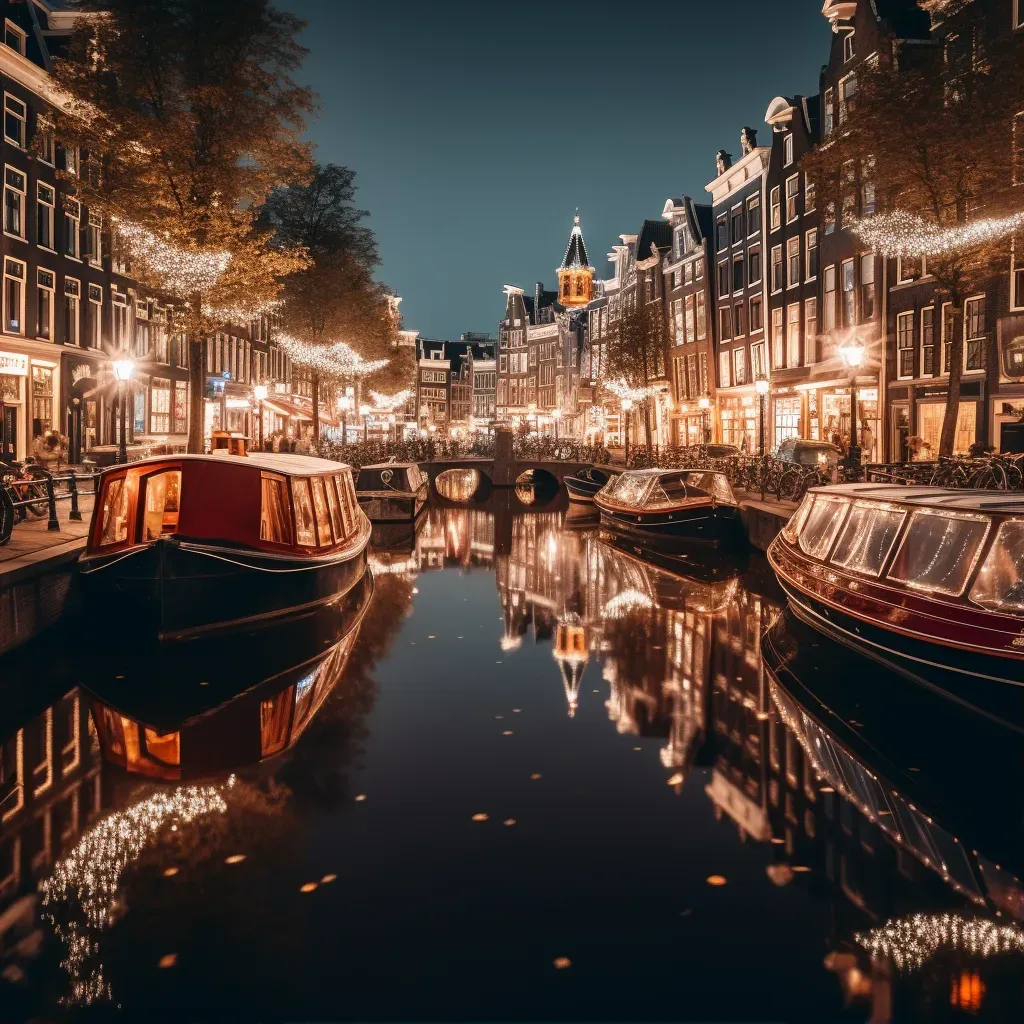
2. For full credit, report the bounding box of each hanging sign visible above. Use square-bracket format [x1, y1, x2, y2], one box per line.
[0, 351, 28, 376]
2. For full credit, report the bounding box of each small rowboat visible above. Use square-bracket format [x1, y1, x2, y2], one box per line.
[564, 467, 617, 504]
[355, 462, 427, 522]
[80, 448, 371, 641]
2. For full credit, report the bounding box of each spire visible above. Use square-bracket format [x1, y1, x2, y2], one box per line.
[561, 210, 590, 270]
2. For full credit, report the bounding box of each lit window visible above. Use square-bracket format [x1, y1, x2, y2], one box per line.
[831, 504, 905, 577]
[4, 165, 25, 237]
[36, 180, 54, 249]
[36, 267, 54, 340]
[260, 473, 293, 545]
[63, 277, 79, 346]
[783, 134, 793, 166]
[888, 511, 989, 596]
[785, 174, 799, 222]
[3, 257, 24, 333]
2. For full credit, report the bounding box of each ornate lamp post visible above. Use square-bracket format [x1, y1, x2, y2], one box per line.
[839, 338, 866, 472]
[253, 384, 267, 451]
[754, 374, 770, 456]
[621, 397, 633, 463]
[112, 358, 135, 465]
[552, 406, 563, 441]
[698, 394, 711, 444]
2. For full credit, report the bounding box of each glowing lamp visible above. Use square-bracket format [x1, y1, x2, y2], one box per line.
[113, 358, 135, 382]
[698, 395, 711, 411]
[253, 384, 268, 402]
[620, 397, 633, 412]
[755, 375, 770, 396]
[840, 340, 865, 369]
[359, 404, 370, 417]
[338, 394, 353, 411]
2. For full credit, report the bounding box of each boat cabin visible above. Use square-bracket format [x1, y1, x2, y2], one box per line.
[88, 451, 367, 558]
[355, 462, 426, 496]
[598, 469, 736, 511]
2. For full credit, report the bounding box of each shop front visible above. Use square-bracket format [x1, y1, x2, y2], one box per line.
[61, 351, 108, 463]
[718, 392, 757, 452]
[771, 393, 802, 451]
[673, 409, 704, 447]
[791, 379, 880, 463]
[0, 345, 60, 463]
[915, 391, 978, 457]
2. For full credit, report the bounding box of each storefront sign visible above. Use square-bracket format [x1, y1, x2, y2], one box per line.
[225, 398, 251, 409]
[0, 351, 28, 376]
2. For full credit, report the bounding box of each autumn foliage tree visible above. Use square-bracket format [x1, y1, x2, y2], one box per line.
[605, 299, 665, 450]
[51, 0, 314, 451]
[802, 8, 1024, 455]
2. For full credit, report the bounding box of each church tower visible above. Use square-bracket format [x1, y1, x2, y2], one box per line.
[556, 210, 594, 308]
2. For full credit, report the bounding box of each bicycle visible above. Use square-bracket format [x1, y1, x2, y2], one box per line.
[2, 460, 49, 519]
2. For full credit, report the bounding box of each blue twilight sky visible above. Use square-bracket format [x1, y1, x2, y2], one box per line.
[285, 0, 832, 341]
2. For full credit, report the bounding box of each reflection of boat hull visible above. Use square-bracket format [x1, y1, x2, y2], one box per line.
[81, 527, 371, 642]
[596, 501, 739, 545]
[564, 477, 602, 503]
[357, 486, 427, 523]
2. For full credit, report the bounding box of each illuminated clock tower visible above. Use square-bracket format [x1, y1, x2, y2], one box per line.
[556, 210, 594, 308]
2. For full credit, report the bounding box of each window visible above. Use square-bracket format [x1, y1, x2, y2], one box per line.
[291, 479, 317, 547]
[746, 195, 760, 236]
[734, 300, 747, 337]
[310, 477, 334, 548]
[733, 347, 747, 386]
[732, 255, 744, 293]
[716, 214, 728, 251]
[32, 184, 57, 261]
[4, 19, 25, 55]
[695, 257, 704, 279]
[149, 378, 171, 433]
[683, 295, 694, 344]
[823, 266, 837, 333]
[749, 295, 763, 333]
[824, 199, 836, 236]
[731, 206, 743, 245]
[36, 268, 53, 340]
[771, 245, 783, 292]
[965, 296, 985, 371]
[783, 134, 793, 166]
[32, 365, 52, 435]
[787, 236, 800, 287]
[772, 307, 785, 368]
[1014, 238, 1024, 309]
[1016, 0, 1024, 29]
[63, 144, 77, 177]
[897, 311, 915, 378]
[841, 259, 855, 327]
[4, 257, 24, 333]
[719, 351, 731, 389]
[806, 229, 818, 280]
[719, 305, 732, 341]
[718, 261, 730, 297]
[86, 211, 101, 265]
[897, 256, 921, 283]
[839, 74, 857, 123]
[695, 291, 707, 340]
[64, 278, 79, 346]
[785, 174, 799, 222]
[770, 187, 781, 231]
[751, 341, 766, 378]
[804, 298, 817, 361]
[798, 496, 849, 560]
[860, 254, 875, 321]
[4, 166, 25, 237]
[970, 520, 1024, 611]
[941, 301, 955, 373]
[98, 476, 130, 548]
[64, 198, 80, 258]
[4, 94, 25, 147]
[843, 30, 855, 62]
[842, 160, 857, 226]
[787, 304, 801, 367]
[87, 284, 102, 349]
[260, 473, 294, 546]
[805, 180, 816, 214]
[824, 88, 835, 137]
[36, 119, 54, 165]
[748, 245, 761, 284]
[889, 511, 989, 596]
[112, 292, 129, 350]
[922, 306, 935, 376]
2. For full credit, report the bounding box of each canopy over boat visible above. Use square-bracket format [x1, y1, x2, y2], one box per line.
[598, 469, 736, 511]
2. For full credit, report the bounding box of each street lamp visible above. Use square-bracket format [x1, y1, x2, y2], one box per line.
[112, 357, 135, 465]
[621, 397, 634, 463]
[338, 393, 353, 443]
[359, 403, 371, 444]
[253, 384, 268, 451]
[552, 407, 563, 441]
[754, 374, 770, 456]
[839, 339, 866, 472]
[698, 394, 711, 445]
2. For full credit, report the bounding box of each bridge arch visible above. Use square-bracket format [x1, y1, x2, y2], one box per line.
[432, 466, 493, 502]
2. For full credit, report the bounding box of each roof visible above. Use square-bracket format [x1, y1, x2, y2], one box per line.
[635, 219, 673, 262]
[807, 483, 1024, 513]
[108, 451, 354, 477]
[561, 212, 591, 270]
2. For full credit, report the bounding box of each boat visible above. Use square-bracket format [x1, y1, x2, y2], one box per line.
[564, 466, 617, 504]
[767, 483, 1024, 700]
[593, 468, 740, 544]
[355, 462, 427, 522]
[79, 449, 372, 641]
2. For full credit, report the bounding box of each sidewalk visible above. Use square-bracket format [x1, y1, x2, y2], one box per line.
[0, 493, 93, 585]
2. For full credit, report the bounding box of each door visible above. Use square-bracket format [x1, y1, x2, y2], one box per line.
[1, 405, 17, 462]
[891, 403, 910, 462]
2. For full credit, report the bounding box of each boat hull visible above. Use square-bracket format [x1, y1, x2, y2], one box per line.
[564, 477, 602, 503]
[595, 500, 739, 546]
[80, 531, 370, 642]
[357, 486, 427, 522]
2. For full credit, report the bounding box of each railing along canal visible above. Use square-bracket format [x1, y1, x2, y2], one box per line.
[0, 465, 99, 545]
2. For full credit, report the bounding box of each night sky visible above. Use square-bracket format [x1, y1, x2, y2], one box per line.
[286, 0, 832, 341]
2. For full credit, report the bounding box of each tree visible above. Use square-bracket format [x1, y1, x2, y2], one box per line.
[605, 299, 665, 450]
[51, 0, 314, 452]
[802, 10, 1024, 455]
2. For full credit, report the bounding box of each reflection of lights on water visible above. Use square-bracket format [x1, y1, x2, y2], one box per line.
[368, 555, 418, 577]
[857, 913, 1024, 973]
[39, 781, 234, 1006]
[435, 469, 481, 502]
[602, 589, 655, 618]
[500, 635, 522, 652]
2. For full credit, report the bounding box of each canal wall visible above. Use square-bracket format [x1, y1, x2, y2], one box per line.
[0, 542, 82, 656]
[737, 496, 794, 552]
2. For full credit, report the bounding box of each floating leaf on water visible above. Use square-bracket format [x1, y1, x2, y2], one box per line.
[300, 882, 318, 893]
[354, 794, 367, 802]
[224, 854, 246, 865]
[666, 773, 684, 786]
[158, 953, 177, 969]
[706, 875, 728, 887]
[163, 866, 179, 877]
[553, 957, 572, 970]
[471, 813, 488, 822]
[321, 874, 337, 884]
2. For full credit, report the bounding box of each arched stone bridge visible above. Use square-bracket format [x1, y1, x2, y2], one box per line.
[421, 456, 596, 489]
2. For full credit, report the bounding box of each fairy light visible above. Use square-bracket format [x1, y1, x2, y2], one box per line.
[602, 588, 655, 618]
[206, 297, 283, 324]
[39, 781, 234, 1006]
[114, 220, 231, 294]
[857, 913, 1024, 972]
[369, 388, 414, 412]
[606, 378, 666, 403]
[277, 333, 388, 377]
[853, 210, 1024, 259]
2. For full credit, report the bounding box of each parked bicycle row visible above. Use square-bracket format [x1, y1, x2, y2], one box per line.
[0, 459, 98, 546]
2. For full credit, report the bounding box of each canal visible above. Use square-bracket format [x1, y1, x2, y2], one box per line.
[2, 492, 1023, 1020]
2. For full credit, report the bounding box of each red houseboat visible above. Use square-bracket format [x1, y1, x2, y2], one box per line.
[768, 484, 1024, 693]
[80, 450, 371, 640]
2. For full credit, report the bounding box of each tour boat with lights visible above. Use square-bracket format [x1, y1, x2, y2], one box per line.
[768, 483, 1024, 693]
[79, 448, 372, 640]
[87, 573, 373, 780]
[355, 462, 428, 522]
[593, 469, 740, 543]
[564, 466, 618, 504]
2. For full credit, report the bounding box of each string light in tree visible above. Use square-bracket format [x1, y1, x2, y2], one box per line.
[277, 334, 388, 378]
[206, 297, 283, 324]
[606, 378, 667, 404]
[853, 210, 1024, 259]
[369, 388, 414, 412]
[114, 220, 231, 294]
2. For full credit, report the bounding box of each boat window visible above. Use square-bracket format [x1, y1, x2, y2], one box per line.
[797, 496, 849, 560]
[782, 493, 814, 544]
[326, 475, 346, 541]
[140, 470, 181, 541]
[260, 688, 294, 756]
[311, 476, 334, 547]
[292, 478, 317, 547]
[969, 519, 1024, 611]
[685, 472, 734, 503]
[334, 474, 352, 536]
[887, 510, 990, 596]
[143, 727, 180, 767]
[98, 475, 130, 547]
[831, 503, 906, 576]
[338, 473, 359, 528]
[292, 664, 324, 736]
[604, 473, 654, 505]
[407, 464, 424, 491]
[260, 473, 294, 546]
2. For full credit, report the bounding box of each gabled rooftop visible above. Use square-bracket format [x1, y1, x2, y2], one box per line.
[561, 211, 591, 270]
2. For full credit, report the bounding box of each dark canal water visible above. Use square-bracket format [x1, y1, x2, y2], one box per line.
[2, 492, 1024, 1021]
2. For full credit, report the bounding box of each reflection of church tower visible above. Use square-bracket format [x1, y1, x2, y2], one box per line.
[554, 614, 588, 717]
[556, 211, 594, 308]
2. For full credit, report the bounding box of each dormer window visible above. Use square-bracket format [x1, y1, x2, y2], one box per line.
[783, 134, 794, 167]
[843, 30, 855, 63]
[4, 20, 25, 57]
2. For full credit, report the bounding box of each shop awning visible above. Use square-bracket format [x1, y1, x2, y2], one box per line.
[263, 397, 313, 422]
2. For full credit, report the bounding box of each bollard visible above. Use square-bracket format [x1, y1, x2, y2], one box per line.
[32, 467, 60, 531]
[67, 469, 82, 521]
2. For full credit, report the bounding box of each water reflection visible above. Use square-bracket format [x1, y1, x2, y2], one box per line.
[1, 498, 1023, 1018]
[433, 467, 484, 502]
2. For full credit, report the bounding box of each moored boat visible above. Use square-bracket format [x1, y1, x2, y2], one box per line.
[768, 483, 1024, 693]
[79, 449, 371, 641]
[564, 466, 617, 504]
[593, 468, 740, 544]
[355, 462, 427, 522]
